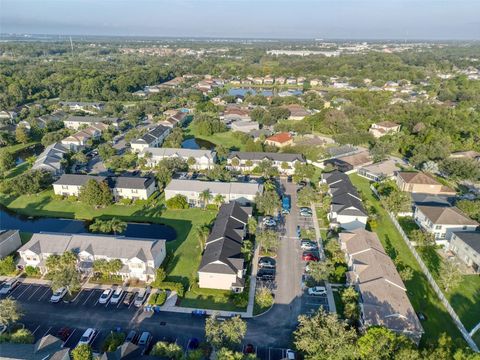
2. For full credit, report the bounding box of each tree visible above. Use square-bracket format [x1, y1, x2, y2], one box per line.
[166, 194, 189, 209]
[102, 331, 126, 352]
[422, 160, 439, 174]
[255, 190, 280, 216]
[257, 160, 278, 178]
[256, 230, 279, 255]
[205, 314, 247, 349]
[89, 218, 127, 234]
[340, 287, 359, 323]
[297, 186, 317, 207]
[438, 260, 462, 293]
[97, 143, 116, 161]
[199, 189, 213, 209]
[71, 344, 93, 360]
[255, 287, 274, 309]
[187, 156, 197, 168]
[409, 229, 434, 247]
[241, 239, 254, 262]
[15, 125, 31, 144]
[0, 256, 16, 275]
[0, 149, 15, 172]
[46, 251, 80, 295]
[307, 259, 334, 282]
[293, 162, 315, 182]
[150, 341, 183, 359]
[0, 298, 22, 328]
[293, 309, 357, 360]
[7, 169, 53, 195]
[214, 194, 225, 208]
[196, 225, 210, 252]
[247, 217, 258, 235]
[382, 189, 411, 215]
[215, 348, 258, 360]
[357, 326, 413, 360]
[439, 158, 480, 181]
[79, 179, 112, 207]
[456, 199, 480, 222]
[72, 151, 88, 164]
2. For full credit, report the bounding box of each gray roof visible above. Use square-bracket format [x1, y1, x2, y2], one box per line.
[199, 202, 249, 275]
[32, 142, 68, 173]
[452, 231, 480, 253]
[54, 174, 106, 186]
[60, 101, 103, 107]
[416, 206, 479, 226]
[166, 179, 262, 196]
[0, 334, 67, 360]
[66, 115, 119, 124]
[112, 176, 155, 190]
[0, 229, 19, 245]
[132, 125, 170, 145]
[359, 159, 403, 178]
[228, 151, 305, 163]
[331, 192, 367, 217]
[18, 233, 165, 261]
[142, 147, 215, 160]
[411, 193, 455, 207]
[321, 170, 349, 185]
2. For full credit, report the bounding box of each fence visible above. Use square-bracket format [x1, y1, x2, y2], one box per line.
[388, 211, 479, 352]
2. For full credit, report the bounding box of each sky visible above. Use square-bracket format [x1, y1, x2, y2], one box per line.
[1, 0, 479, 40]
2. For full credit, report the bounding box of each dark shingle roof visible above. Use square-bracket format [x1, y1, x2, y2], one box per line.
[54, 174, 106, 186]
[112, 176, 155, 190]
[452, 231, 480, 253]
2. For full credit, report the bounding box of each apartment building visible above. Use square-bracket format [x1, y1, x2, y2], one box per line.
[227, 151, 305, 175]
[140, 148, 217, 170]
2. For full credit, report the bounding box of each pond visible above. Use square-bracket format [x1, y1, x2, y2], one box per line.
[15, 143, 44, 165]
[181, 137, 216, 150]
[0, 205, 176, 241]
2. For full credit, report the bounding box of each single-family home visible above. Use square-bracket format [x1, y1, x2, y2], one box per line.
[283, 104, 311, 120]
[198, 202, 249, 292]
[165, 179, 262, 207]
[59, 101, 104, 113]
[0, 110, 17, 122]
[396, 172, 456, 195]
[0, 230, 22, 259]
[18, 233, 166, 282]
[159, 111, 188, 128]
[275, 76, 286, 85]
[263, 76, 274, 85]
[357, 158, 404, 182]
[140, 148, 217, 170]
[223, 106, 251, 123]
[227, 151, 305, 175]
[369, 121, 401, 138]
[324, 150, 372, 173]
[32, 142, 69, 177]
[63, 116, 120, 130]
[0, 334, 70, 360]
[414, 205, 478, 245]
[448, 231, 480, 273]
[264, 132, 293, 148]
[339, 229, 423, 344]
[310, 78, 322, 87]
[286, 77, 297, 85]
[131, 125, 171, 152]
[230, 120, 259, 133]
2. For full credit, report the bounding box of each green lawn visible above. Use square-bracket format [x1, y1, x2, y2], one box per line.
[180, 286, 246, 312]
[2, 141, 39, 154]
[184, 124, 246, 151]
[4, 162, 30, 179]
[350, 174, 464, 347]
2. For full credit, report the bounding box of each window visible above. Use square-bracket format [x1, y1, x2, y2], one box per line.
[62, 185, 68, 189]
[131, 189, 138, 194]
[435, 225, 441, 230]
[462, 226, 467, 230]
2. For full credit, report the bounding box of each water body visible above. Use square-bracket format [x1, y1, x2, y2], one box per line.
[181, 137, 216, 150]
[0, 206, 176, 241]
[15, 144, 44, 165]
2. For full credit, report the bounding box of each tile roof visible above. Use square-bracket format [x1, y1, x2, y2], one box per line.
[265, 132, 292, 144]
[398, 172, 440, 185]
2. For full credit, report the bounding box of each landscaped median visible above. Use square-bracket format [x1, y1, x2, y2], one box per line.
[349, 174, 465, 347]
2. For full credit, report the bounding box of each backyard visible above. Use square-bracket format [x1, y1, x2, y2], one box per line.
[184, 123, 246, 151]
[350, 174, 465, 347]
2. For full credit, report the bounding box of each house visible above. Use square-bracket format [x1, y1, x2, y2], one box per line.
[0, 334, 70, 360]
[227, 151, 305, 175]
[198, 202, 249, 292]
[61, 123, 107, 151]
[159, 111, 188, 128]
[275, 76, 286, 85]
[0, 110, 17, 122]
[310, 78, 322, 86]
[449, 151, 480, 162]
[0, 230, 22, 259]
[100, 341, 142, 360]
[230, 120, 259, 133]
[396, 172, 456, 195]
[263, 76, 274, 85]
[35, 111, 67, 129]
[339, 229, 423, 344]
[369, 121, 401, 138]
[130, 125, 171, 152]
[264, 132, 293, 148]
[18, 232, 166, 282]
[32, 142, 68, 177]
[286, 77, 297, 85]
[140, 148, 217, 170]
[413, 205, 478, 245]
[283, 104, 310, 120]
[324, 150, 372, 173]
[59, 101, 104, 113]
[53, 174, 157, 201]
[63, 116, 120, 130]
[321, 171, 368, 230]
[223, 106, 251, 123]
[165, 179, 262, 207]
[448, 231, 480, 273]
[357, 158, 404, 182]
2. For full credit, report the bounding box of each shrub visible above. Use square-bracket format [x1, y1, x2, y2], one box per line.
[148, 290, 167, 306]
[133, 199, 148, 206]
[0, 256, 16, 276]
[102, 331, 126, 352]
[24, 265, 40, 277]
[166, 194, 189, 209]
[255, 287, 274, 309]
[205, 204, 217, 210]
[67, 195, 78, 202]
[9, 329, 35, 344]
[230, 291, 248, 308]
[150, 341, 183, 359]
[152, 282, 184, 297]
[119, 198, 132, 206]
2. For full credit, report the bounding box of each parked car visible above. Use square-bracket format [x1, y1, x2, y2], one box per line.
[258, 257, 276, 268]
[57, 327, 73, 341]
[300, 207, 312, 213]
[0, 279, 19, 295]
[286, 349, 296, 359]
[110, 287, 124, 305]
[99, 289, 113, 304]
[301, 241, 318, 251]
[300, 209, 313, 217]
[263, 217, 276, 227]
[244, 343, 255, 354]
[296, 225, 301, 238]
[134, 287, 151, 307]
[125, 330, 139, 344]
[302, 253, 319, 262]
[77, 328, 97, 346]
[138, 331, 153, 355]
[123, 292, 136, 306]
[308, 286, 327, 296]
[50, 287, 68, 303]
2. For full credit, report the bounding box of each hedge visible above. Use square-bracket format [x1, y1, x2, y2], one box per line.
[152, 282, 184, 297]
[148, 291, 167, 306]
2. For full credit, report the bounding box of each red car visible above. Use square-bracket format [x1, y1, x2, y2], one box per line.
[302, 253, 319, 262]
[57, 327, 73, 341]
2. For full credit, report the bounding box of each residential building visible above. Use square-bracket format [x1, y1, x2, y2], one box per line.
[448, 231, 480, 273]
[357, 158, 404, 182]
[53, 174, 157, 201]
[339, 229, 423, 343]
[165, 179, 262, 206]
[32, 142, 68, 177]
[321, 171, 368, 230]
[449, 151, 480, 162]
[140, 148, 217, 170]
[396, 172, 456, 195]
[223, 106, 251, 123]
[369, 121, 401, 138]
[230, 120, 259, 133]
[198, 202, 249, 292]
[131, 125, 171, 152]
[275, 76, 286, 85]
[100, 341, 142, 360]
[324, 150, 372, 173]
[227, 151, 305, 175]
[63, 115, 120, 130]
[158, 111, 188, 128]
[413, 205, 478, 245]
[61, 123, 107, 151]
[0, 110, 17, 121]
[264, 132, 293, 148]
[0, 230, 21, 259]
[0, 334, 70, 360]
[18, 232, 166, 282]
[283, 104, 311, 120]
[59, 101, 104, 113]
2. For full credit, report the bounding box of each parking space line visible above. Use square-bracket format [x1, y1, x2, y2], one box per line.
[38, 287, 51, 301]
[15, 284, 32, 299]
[27, 285, 43, 300]
[82, 290, 95, 305]
[72, 290, 84, 303]
[128, 298, 135, 309]
[116, 293, 126, 308]
[31, 325, 40, 335]
[42, 326, 52, 338]
[9, 284, 27, 297]
[62, 329, 76, 348]
[93, 295, 100, 306]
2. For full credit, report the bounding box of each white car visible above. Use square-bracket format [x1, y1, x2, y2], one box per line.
[263, 217, 276, 227]
[98, 289, 113, 304]
[77, 328, 97, 346]
[0, 279, 19, 295]
[308, 286, 327, 296]
[110, 287, 124, 305]
[50, 287, 67, 303]
[286, 349, 296, 359]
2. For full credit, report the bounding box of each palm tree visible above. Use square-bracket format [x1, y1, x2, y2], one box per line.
[196, 225, 210, 252]
[199, 189, 213, 209]
[110, 218, 127, 235]
[213, 194, 225, 209]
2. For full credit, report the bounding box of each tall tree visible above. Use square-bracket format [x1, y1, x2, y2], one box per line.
[46, 251, 81, 295]
[0, 298, 23, 328]
[0, 149, 15, 172]
[196, 225, 210, 252]
[256, 230, 279, 255]
[255, 190, 280, 216]
[357, 326, 413, 360]
[199, 189, 213, 209]
[15, 125, 31, 144]
[79, 179, 112, 207]
[307, 259, 334, 282]
[205, 314, 247, 350]
[213, 194, 225, 208]
[438, 260, 463, 293]
[71, 344, 93, 360]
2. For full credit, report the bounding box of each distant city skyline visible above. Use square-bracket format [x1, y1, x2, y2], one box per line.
[1, 0, 480, 40]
